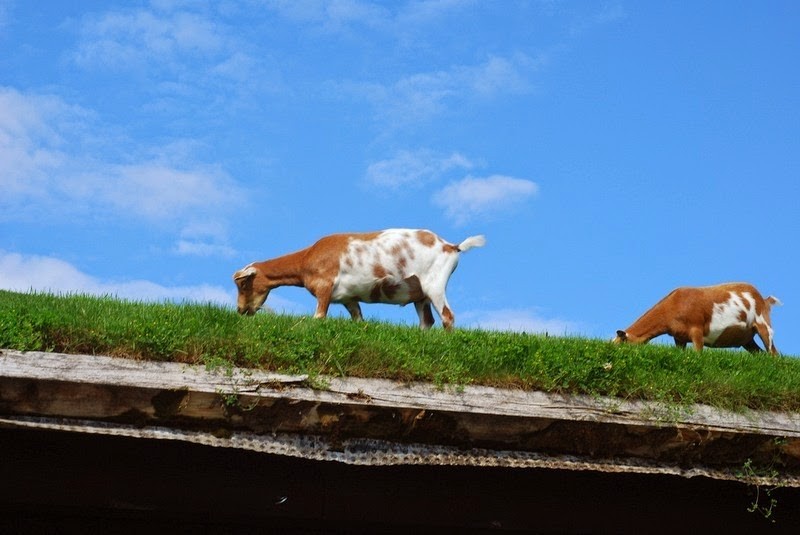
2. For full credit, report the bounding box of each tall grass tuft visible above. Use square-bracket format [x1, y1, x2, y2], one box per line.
[2, 290, 799, 412]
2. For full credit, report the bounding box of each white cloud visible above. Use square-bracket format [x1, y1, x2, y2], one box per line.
[365, 149, 473, 190]
[73, 8, 225, 69]
[432, 175, 539, 225]
[172, 221, 236, 258]
[0, 1, 11, 31]
[0, 251, 233, 305]
[265, 0, 390, 33]
[569, 2, 626, 37]
[173, 241, 236, 257]
[467, 54, 537, 95]
[464, 308, 581, 336]
[93, 163, 243, 222]
[69, 4, 281, 102]
[0, 86, 243, 256]
[267, 0, 476, 36]
[396, 0, 477, 26]
[342, 54, 543, 126]
[0, 87, 83, 200]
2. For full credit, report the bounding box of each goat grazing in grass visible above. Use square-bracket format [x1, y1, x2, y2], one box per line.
[614, 282, 781, 354]
[233, 229, 485, 330]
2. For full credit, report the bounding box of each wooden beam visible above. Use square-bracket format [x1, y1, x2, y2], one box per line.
[2, 349, 800, 485]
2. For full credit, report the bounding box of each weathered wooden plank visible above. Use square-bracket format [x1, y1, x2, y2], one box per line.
[5, 349, 798, 432]
[2, 348, 800, 485]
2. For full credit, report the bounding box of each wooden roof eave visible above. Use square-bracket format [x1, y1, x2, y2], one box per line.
[2, 349, 800, 487]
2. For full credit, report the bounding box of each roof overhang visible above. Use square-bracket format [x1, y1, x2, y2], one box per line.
[2, 349, 800, 486]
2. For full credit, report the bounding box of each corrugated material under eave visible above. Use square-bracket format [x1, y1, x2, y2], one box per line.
[2, 414, 794, 488]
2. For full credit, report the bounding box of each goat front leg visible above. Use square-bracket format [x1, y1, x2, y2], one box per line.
[313, 285, 333, 319]
[754, 322, 779, 356]
[689, 328, 705, 351]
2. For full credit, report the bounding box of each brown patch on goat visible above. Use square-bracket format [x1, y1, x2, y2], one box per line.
[396, 256, 407, 276]
[421, 303, 435, 327]
[369, 283, 382, 302]
[713, 326, 755, 348]
[403, 240, 415, 260]
[754, 296, 765, 317]
[442, 306, 454, 329]
[416, 230, 436, 247]
[382, 280, 400, 299]
[405, 275, 425, 302]
[373, 264, 387, 278]
[368, 279, 400, 302]
[442, 243, 459, 254]
[355, 245, 366, 260]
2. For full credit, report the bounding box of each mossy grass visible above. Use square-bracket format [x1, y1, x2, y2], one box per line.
[2, 290, 799, 412]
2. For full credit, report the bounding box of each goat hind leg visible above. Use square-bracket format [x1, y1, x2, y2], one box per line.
[414, 300, 435, 330]
[428, 293, 455, 330]
[755, 322, 778, 355]
[344, 301, 363, 321]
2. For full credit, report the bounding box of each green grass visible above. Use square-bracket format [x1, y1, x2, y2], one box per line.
[2, 289, 800, 413]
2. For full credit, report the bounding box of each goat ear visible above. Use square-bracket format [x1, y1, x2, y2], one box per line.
[233, 266, 257, 281]
[766, 296, 783, 307]
[616, 330, 628, 341]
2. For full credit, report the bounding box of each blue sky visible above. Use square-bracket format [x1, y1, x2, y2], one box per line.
[2, 1, 799, 355]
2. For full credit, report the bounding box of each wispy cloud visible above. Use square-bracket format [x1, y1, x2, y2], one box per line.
[464, 308, 581, 336]
[365, 149, 473, 190]
[364, 149, 539, 224]
[265, 0, 391, 32]
[0, 86, 243, 256]
[465, 54, 539, 95]
[0, 0, 11, 31]
[265, 0, 476, 35]
[569, 1, 626, 37]
[85, 162, 243, 223]
[72, 8, 226, 69]
[0, 251, 233, 304]
[341, 53, 545, 126]
[396, 0, 477, 27]
[432, 175, 539, 225]
[172, 221, 236, 258]
[0, 87, 85, 201]
[68, 4, 283, 107]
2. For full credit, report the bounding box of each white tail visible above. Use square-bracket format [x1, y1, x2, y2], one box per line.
[458, 235, 486, 252]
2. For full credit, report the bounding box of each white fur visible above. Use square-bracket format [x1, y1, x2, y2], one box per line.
[705, 291, 758, 346]
[458, 235, 486, 252]
[233, 265, 257, 280]
[331, 229, 484, 326]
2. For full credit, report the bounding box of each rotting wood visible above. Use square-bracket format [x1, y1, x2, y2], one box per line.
[2, 348, 800, 486]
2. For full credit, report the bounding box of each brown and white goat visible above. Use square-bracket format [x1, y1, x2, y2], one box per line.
[232, 229, 485, 330]
[613, 282, 781, 354]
